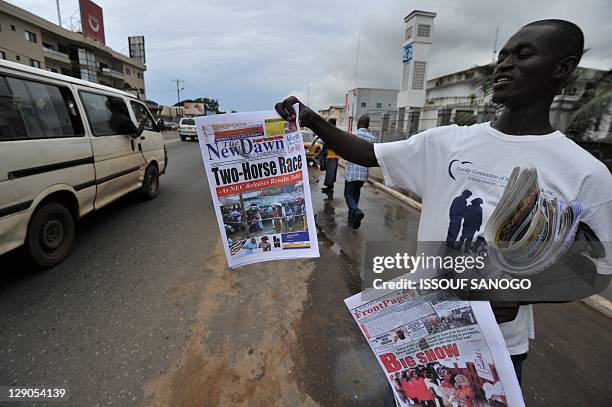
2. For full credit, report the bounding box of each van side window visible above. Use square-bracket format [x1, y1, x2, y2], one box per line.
[0, 75, 83, 141]
[80, 92, 136, 136]
[130, 101, 158, 132]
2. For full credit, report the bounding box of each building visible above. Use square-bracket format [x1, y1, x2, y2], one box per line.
[345, 87, 399, 134]
[0, 0, 146, 99]
[318, 105, 346, 129]
[396, 10, 436, 133]
[416, 64, 610, 138]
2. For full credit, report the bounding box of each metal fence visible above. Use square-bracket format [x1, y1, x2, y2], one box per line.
[368, 102, 500, 143]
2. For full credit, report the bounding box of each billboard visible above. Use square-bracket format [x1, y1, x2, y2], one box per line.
[183, 102, 206, 116]
[129, 36, 146, 64]
[80, 0, 105, 44]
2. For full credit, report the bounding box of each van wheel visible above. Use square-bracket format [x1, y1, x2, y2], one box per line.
[140, 165, 159, 200]
[180, 135, 186, 141]
[26, 202, 75, 268]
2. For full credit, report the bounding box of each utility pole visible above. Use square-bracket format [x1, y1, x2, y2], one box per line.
[353, 32, 360, 88]
[56, 0, 62, 27]
[171, 79, 184, 105]
[492, 25, 499, 63]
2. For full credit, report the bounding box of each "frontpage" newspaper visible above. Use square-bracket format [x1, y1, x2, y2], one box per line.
[345, 289, 525, 406]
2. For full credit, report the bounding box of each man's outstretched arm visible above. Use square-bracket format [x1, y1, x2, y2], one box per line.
[275, 96, 379, 167]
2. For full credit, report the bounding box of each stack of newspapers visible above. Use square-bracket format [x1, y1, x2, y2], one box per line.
[484, 167, 582, 275]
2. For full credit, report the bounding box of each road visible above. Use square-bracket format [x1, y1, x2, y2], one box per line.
[0, 133, 610, 406]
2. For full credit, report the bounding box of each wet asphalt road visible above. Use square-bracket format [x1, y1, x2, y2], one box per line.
[0, 133, 610, 406]
[0, 135, 385, 406]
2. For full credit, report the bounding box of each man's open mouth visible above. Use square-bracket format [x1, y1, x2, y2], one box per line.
[493, 76, 513, 87]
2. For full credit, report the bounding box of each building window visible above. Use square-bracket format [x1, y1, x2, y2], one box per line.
[15, 55, 21, 61]
[139, 88, 145, 94]
[137, 72, 142, 79]
[401, 62, 410, 91]
[30, 59, 40, 68]
[0, 51, 5, 60]
[376, 102, 382, 109]
[417, 24, 431, 37]
[125, 67, 131, 75]
[412, 61, 426, 90]
[11, 24, 16, 31]
[0, 76, 83, 140]
[77, 48, 96, 68]
[24, 30, 37, 43]
[79, 68, 97, 83]
[405, 26, 412, 41]
[360, 102, 366, 108]
[42, 42, 54, 50]
[47, 67, 58, 73]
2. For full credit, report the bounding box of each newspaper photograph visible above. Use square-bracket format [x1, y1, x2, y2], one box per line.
[195, 107, 319, 267]
[345, 289, 525, 406]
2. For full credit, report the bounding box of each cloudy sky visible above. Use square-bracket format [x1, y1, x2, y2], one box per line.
[10, 0, 612, 112]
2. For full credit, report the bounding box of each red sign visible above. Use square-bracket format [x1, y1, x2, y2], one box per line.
[80, 0, 105, 44]
[216, 172, 303, 197]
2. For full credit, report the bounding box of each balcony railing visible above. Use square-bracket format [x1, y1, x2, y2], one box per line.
[99, 67, 125, 79]
[43, 47, 71, 62]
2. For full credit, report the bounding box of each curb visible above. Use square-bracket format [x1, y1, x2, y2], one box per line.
[337, 161, 612, 319]
[582, 295, 612, 319]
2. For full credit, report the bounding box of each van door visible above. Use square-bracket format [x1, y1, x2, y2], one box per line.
[78, 91, 146, 209]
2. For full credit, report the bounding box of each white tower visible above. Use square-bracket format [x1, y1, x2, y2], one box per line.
[396, 10, 436, 133]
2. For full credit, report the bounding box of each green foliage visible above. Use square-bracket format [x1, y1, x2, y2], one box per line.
[567, 68, 612, 140]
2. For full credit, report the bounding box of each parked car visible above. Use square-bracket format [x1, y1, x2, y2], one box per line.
[302, 129, 322, 165]
[0, 59, 167, 268]
[163, 120, 178, 131]
[179, 117, 197, 141]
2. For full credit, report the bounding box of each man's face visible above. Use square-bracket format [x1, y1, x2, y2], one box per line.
[492, 26, 561, 107]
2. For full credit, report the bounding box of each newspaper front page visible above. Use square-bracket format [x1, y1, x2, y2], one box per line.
[345, 289, 525, 406]
[196, 108, 319, 267]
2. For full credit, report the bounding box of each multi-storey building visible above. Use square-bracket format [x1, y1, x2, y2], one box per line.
[0, 0, 146, 99]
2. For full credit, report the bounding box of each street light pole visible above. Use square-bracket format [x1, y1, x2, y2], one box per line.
[56, 0, 62, 27]
[171, 79, 184, 105]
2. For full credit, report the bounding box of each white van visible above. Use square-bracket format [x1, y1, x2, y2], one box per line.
[0, 60, 167, 268]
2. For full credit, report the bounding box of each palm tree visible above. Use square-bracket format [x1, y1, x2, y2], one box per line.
[567, 68, 612, 141]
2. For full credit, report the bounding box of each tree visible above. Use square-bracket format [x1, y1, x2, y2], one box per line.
[145, 99, 159, 106]
[193, 97, 222, 113]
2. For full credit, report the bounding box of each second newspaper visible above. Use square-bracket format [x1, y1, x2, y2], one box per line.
[196, 107, 319, 267]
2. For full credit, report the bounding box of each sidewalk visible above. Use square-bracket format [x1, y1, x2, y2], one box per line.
[309, 165, 612, 406]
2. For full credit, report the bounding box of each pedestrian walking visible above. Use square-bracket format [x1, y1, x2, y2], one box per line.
[344, 115, 376, 229]
[321, 118, 339, 193]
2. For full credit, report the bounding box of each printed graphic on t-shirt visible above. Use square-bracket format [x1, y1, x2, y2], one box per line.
[445, 189, 488, 257]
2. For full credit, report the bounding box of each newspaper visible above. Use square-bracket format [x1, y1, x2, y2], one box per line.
[345, 289, 525, 406]
[484, 167, 582, 275]
[195, 106, 319, 267]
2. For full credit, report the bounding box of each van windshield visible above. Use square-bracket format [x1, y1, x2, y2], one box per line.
[182, 119, 195, 125]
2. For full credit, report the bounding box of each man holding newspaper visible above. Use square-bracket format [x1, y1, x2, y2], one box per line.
[276, 18, 612, 393]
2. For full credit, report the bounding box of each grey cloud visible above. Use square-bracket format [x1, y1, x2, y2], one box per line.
[12, 0, 611, 112]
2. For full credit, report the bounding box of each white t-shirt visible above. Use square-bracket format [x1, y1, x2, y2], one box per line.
[374, 122, 612, 355]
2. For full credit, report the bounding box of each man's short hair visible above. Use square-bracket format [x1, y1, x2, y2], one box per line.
[357, 115, 370, 129]
[522, 19, 584, 64]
